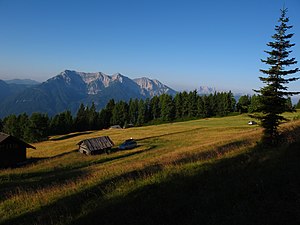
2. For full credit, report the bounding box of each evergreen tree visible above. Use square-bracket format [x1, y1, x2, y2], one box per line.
[216, 92, 226, 116]
[111, 102, 120, 126]
[18, 113, 30, 139]
[26, 113, 49, 142]
[227, 91, 236, 113]
[150, 96, 161, 120]
[254, 8, 299, 145]
[144, 98, 151, 122]
[50, 111, 73, 135]
[296, 99, 300, 109]
[0, 118, 3, 132]
[181, 91, 189, 118]
[88, 102, 98, 130]
[106, 99, 115, 126]
[137, 99, 146, 125]
[98, 109, 110, 129]
[188, 90, 198, 118]
[111, 101, 128, 127]
[160, 94, 175, 122]
[285, 97, 294, 111]
[174, 92, 183, 119]
[206, 94, 215, 117]
[49, 114, 61, 135]
[201, 95, 210, 118]
[128, 98, 139, 124]
[2, 115, 19, 137]
[197, 96, 205, 118]
[64, 110, 74, 133]
[74, 103, 88, 131]
[211, 93, 218, 116]
[248, 94, 262, 113]
[237, 95, 251, 113]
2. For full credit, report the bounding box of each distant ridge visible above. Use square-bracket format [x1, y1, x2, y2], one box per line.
[0, 79, 39, 102]
[5, 79, 40, 85]
[0, 70, 177, 118]
[198, 86, 217, 95]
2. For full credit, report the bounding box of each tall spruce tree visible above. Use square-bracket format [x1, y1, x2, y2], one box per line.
[255, 7, 299, 145]
[296, 99, 300, 109]
[0, 118, 3, 132]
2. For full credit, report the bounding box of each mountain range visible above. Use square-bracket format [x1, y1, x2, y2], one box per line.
[0, 70, 177, 118]
[197, 86, 217, 95]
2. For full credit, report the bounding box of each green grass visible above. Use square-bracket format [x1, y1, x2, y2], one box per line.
[1, 112, 300, 225]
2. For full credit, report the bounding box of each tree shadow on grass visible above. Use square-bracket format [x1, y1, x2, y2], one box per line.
[175, 139, 251, 165]
[0, 166, 88, 202]
[136, 127, 203, 141]
[0, 147, 156, 202]
[50, 131, 94, 141]
[3, 139, 300, 225]
[5, 149, 80, 170]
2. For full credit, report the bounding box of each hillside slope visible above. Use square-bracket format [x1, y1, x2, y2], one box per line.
[0, 79, 39, 107]
[0, 113, 300, 225]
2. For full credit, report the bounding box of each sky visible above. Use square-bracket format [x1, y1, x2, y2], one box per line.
[0, 0, 299, 94]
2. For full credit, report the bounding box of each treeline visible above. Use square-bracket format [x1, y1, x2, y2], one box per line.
[0, 91, 236, 142]
[236, 94, 296, 114]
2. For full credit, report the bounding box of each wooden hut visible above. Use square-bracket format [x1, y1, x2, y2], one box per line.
[0, 132, 36, 167]
[77, 136, 114, 155]
[110, 125, 122, 129]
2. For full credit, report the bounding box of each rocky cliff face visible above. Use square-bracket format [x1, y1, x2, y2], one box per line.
[134, 77, 177, 97]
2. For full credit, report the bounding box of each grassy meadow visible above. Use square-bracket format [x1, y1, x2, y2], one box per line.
[1, 112, 300, 225]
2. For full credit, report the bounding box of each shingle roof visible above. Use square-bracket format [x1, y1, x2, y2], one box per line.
[0, 132, 9, 143]
[77, 136, 114, 151]
[0, 132, 36, 149]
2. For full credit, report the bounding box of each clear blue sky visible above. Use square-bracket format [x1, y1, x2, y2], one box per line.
[0, 0, 299, 93]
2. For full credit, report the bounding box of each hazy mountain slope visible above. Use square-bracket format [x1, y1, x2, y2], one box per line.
[0, 79, 40, 106]
[0, 80, 11, 101]
[5, 79, 40, 85]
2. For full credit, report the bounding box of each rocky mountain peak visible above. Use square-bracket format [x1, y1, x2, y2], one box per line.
[134, 77, 155, 89]
[134, 77, 176, 97]
[198, 86, 217, 95]
[111, 73, 125, 83]
[78, 72, 106, 85]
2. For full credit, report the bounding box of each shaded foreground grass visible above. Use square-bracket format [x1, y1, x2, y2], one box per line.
[0, 113, 300, 225]
[74, 140, 300, 225]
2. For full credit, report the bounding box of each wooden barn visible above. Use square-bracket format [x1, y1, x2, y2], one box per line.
[0, 132, 36, 167]
[77, 136, 114, 155]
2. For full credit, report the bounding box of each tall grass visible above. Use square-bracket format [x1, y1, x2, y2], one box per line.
[0, 112, 300, 225]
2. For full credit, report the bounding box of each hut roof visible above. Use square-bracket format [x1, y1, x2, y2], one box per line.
[0, 132, 36, 149]
[77, 136, 114, 151]
[110, 125, 122, 129]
